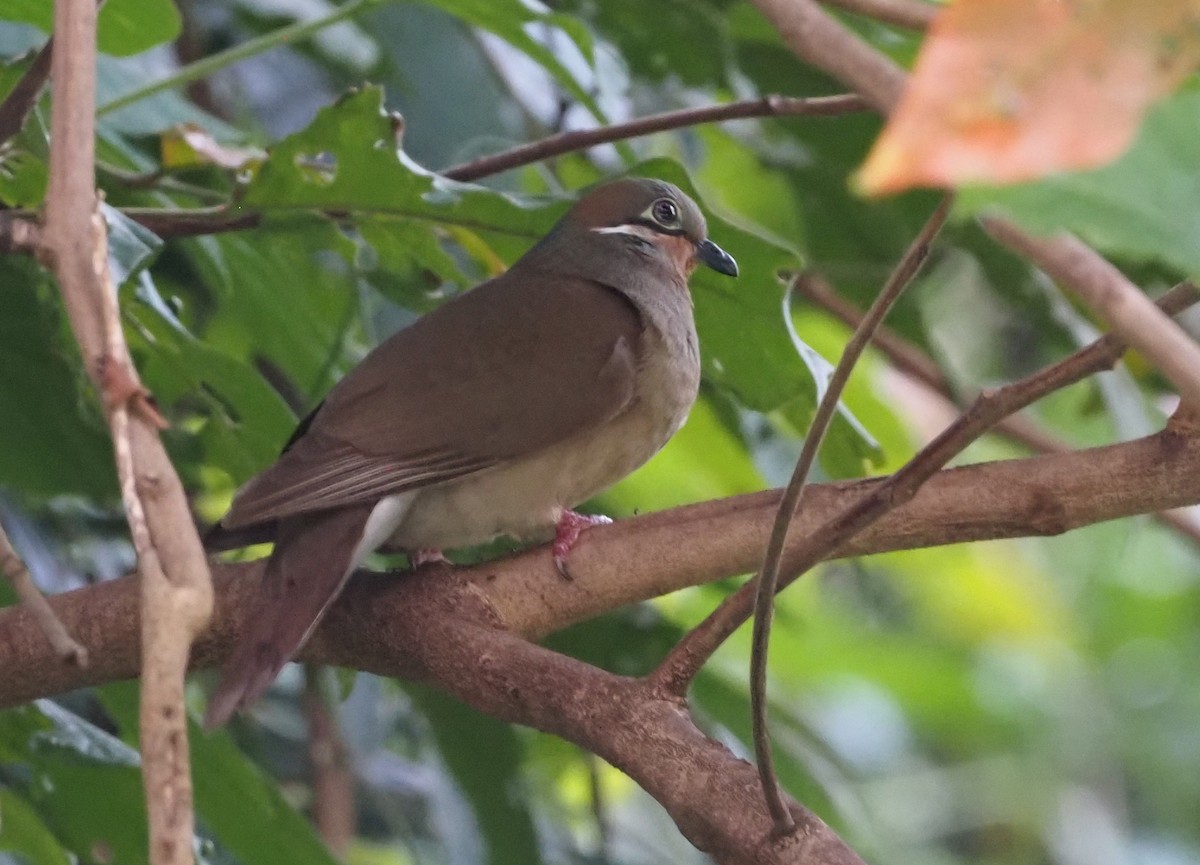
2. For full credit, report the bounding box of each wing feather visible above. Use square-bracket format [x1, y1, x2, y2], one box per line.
[218, 272, 641, 533]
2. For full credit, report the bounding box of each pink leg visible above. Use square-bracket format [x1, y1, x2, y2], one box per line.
[552, 510, 612, 579]
[410, 548, 449, 569]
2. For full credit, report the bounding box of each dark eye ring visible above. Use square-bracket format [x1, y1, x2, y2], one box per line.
[651, 198, 679, 226]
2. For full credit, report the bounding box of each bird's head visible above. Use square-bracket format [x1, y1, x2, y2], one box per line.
[554, 177, 739, 283]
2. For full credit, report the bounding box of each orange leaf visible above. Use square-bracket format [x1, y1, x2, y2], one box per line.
[858, 0, 1200, 195]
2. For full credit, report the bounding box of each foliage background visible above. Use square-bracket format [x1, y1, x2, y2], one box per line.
[1, 1, 1198, 864]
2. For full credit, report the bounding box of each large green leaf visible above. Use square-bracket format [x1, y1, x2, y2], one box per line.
[3, 0, 181, 57]
[183, 218, 362, 405]
[127, 270, 299, 482]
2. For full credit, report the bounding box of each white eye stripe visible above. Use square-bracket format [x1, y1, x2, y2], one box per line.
[591, 224, 660, 241]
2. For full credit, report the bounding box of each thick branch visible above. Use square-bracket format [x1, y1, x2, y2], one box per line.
[0, 431, 1195, 863]
[0, 432, 1196, 705]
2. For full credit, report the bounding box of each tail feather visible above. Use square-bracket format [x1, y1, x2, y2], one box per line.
[204, 504, 374, 730]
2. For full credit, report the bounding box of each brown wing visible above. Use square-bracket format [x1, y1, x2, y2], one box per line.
[220, 272, 641, 529]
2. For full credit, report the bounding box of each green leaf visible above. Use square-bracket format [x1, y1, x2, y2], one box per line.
[408, 685, 543, 865]
[0, 702, 149, 865]
[127, 271, 299, 482]
[957, 87, 1200, 280]
[0, 789, 73, 865]
[0, 258, 117, 498]
[418, 0, 609, 127]
[244, 87, 543, 235]
[183, 217, 363, 405]
[97, 682, 342, 865]
[104, 204, 163, 288]
[3, 0, 181, 57]
[0, 146, 48, 209]
[358, 216, 472, 312]
[554, 0, 732, 88]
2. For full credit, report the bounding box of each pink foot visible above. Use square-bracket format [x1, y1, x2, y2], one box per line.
[552, 510, 612, 579]
[411, 548, 449, 569]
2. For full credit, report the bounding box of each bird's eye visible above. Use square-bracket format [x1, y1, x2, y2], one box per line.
[650, 198, 679, 227]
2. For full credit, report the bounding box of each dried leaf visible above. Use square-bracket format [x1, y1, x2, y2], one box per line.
[858, 0, 1200, 194]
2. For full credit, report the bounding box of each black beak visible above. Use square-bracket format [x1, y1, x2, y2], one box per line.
[695, 239, 738, 277]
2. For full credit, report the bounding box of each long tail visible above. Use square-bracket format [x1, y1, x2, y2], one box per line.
[204, 504, 374, 729]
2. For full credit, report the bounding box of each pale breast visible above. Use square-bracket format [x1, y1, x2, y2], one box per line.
[389, 320, 700, 551]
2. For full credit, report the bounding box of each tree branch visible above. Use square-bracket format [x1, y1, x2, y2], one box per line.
[749, 0, 906, 113]
[748, 192, 953, 831]
[441, 94, 871, 182]
[39, 3, 213, 863]
[982, 221, 1200, 409]
[796, 272, 1200, 548]
[0, 520, 87, 666]
[2, 430, 1200, 862]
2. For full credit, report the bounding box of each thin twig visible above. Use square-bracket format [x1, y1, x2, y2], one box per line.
[0, 38, 53, 148]
[442, 94, 871, 182]
[652, 282, 1200, 691]
[983, 220, 1200, 410]
[0, 521, 88, 666]
[797, 273, 1200, 549]
[820, 0, 936, 30]
[747, 193, 953, 831]
[124, 207, 262, 239]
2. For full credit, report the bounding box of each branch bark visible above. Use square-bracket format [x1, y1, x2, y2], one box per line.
[38, 3, 214, 864]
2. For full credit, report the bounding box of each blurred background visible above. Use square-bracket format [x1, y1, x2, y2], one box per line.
[2, 1, 1200, 863]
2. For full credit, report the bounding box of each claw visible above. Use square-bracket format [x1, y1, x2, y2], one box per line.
[552, 511, 612, 579]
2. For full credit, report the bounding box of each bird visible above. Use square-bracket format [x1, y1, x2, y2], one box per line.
[202, 177, 738, 729]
